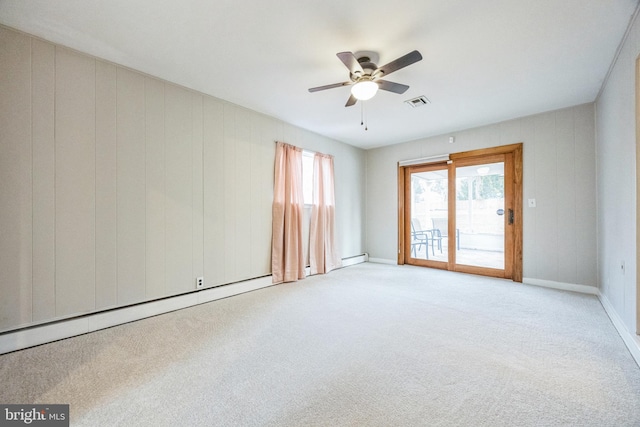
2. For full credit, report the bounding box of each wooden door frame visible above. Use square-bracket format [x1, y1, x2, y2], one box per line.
[398, 143, 523, 282]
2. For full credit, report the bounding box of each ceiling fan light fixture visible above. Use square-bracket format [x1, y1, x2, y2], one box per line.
[351, 80, 378, 100]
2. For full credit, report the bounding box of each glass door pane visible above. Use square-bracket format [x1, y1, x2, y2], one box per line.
[409, 168, 448, 263]
[455, 161, 505, 269]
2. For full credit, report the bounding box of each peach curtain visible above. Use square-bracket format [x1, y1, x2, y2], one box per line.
[309, 153, 341, 275]
[271, 142, 305, 284]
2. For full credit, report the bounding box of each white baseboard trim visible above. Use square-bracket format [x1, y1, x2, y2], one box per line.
[0, 275, 275, 355]
[598, 291, 640, 367]
[368, 257, 397, 265]
[341, 253, 368, 267]
[305, 253, 368, 276]
[0, 255, 369, 355]
[522, 277, 599, 295]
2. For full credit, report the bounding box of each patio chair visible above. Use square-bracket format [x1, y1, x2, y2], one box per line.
[431, 217, 460, 251]
[411, 219, 439, 259]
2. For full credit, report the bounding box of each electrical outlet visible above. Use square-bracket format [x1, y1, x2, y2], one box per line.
[196, 277, 204, 289]
[528, 198, 536, 208]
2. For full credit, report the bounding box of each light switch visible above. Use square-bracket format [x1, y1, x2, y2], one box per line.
[528, 198, 536, 208]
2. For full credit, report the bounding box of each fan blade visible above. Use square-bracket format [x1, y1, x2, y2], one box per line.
[336, 52, 364, 75]
[345, 94, 357, 107]
[377, 80, 410, 94]
[308, 81, 351, 93]
[376, 50, 422, 77]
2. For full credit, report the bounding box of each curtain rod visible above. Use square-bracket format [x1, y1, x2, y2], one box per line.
[274, 141, 333, 159]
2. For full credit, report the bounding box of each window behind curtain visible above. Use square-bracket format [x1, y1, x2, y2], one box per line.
[302, 150, 314, 205]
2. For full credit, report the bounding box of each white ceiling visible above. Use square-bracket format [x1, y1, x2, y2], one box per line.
[1, 0, 638, 149]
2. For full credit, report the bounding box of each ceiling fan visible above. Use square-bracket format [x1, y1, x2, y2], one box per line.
[308, 50, 423, 107]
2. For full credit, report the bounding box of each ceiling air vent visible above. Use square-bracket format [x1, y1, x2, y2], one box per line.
[405, 96, 430, 108]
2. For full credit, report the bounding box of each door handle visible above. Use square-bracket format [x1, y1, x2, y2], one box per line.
[508, 209, 514, 225]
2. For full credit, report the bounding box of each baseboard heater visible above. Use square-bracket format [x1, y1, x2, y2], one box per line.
[0, 253, 368, 355]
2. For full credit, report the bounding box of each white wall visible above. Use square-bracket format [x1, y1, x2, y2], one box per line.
[596, 10, 639, 335]
[366, 104, 597, 287]
[0, 25, 366, 333]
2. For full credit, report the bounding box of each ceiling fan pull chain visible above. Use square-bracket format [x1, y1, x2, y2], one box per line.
[364, 102, 368, 131]
[360, 101, 368, 131]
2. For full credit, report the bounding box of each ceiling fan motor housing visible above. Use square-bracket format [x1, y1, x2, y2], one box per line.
[351, 56, 379, 81]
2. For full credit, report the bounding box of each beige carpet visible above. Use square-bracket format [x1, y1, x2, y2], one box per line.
[1, 263, 639, 426]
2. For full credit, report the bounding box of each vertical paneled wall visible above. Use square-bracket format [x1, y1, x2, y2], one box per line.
[0, 27, 32, 328]
[595, 9, 639, 333]
[31, 39, 56, 322]
[203, 98, 225, 286]
[144, 77, 166, 301]
[0, 26, 366, 332]
[55, 47, 97, 316]
[116, 68, 146, 305]
[164, 84, 195, 296]
[95, 60, 118, 309]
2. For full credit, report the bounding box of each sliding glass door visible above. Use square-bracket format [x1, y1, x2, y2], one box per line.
[399, 144, 522, 281]
[404, 163, 449, 268]
[453, 155, 511, 277]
